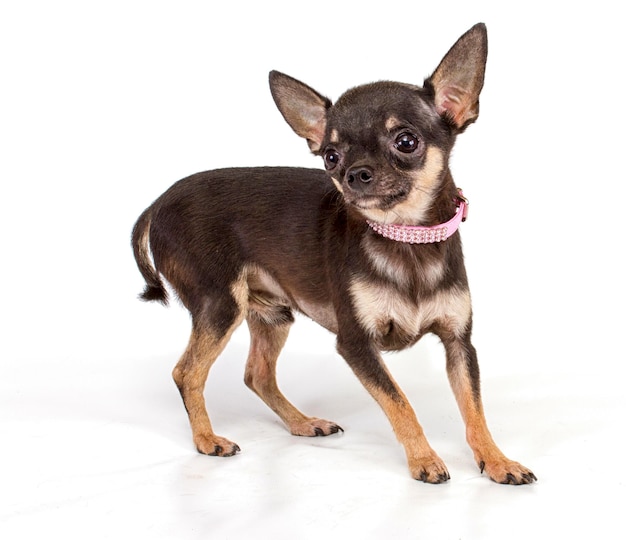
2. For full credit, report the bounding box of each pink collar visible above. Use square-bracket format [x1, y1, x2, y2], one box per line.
[367, 189, 468, 244]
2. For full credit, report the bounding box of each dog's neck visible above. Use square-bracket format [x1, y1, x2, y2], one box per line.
[367, 189, 468, 245]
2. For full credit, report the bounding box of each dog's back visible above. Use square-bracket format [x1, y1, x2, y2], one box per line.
[132, 167, 340, 320]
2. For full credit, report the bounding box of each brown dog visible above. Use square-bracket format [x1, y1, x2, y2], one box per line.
[132, 23, 536, 484]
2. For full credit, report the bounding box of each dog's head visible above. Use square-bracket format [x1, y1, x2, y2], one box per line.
[270, 23, 487, 225]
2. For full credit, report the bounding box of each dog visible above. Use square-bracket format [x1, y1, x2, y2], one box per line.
[132, 23, 536, 484]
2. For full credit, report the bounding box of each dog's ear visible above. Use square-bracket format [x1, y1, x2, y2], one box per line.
[269, 71, 331, 153]
[426, 23, 488, 131]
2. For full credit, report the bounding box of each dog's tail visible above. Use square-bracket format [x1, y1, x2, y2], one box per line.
[131, 208, 168, 305]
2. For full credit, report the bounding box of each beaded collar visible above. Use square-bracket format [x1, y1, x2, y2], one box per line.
[367, 189, 468, 244]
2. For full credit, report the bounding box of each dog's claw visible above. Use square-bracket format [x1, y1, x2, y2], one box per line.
[480, 458, 537, 484]
[503, 471, 537, 485]
[221, 444, 241, 457]
[290, 418, 344, 437]
[416, 466, 450, 484]
[195, 434, 241, 457]
[312, 424, 343, 436]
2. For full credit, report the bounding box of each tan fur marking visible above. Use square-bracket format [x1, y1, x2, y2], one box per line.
[446, 344, 536, 483]
[244, 316, 341, 436]
[363, 236, 445, 289]
[422, 259, 446, 288]
[357, 146, 445, 225]
[173, 319, 244, 456]
[330, 129, 339, 143]
[349, 278, 471, 340]
[363, 237, 411, 288]
[364, 370, 449, 482]
[385, 115, 401, 131]
[136, 217, 152, 266]
[332, 177, 344, 194]
[171, 268, 251, 456]
[244, 265, 289, 303]
[243, 265, 338, 332]
[230, 270, 252, 311]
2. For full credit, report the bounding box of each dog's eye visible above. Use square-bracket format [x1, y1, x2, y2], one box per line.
[394, 133, 419, 154]
[324, 149, 341, 170]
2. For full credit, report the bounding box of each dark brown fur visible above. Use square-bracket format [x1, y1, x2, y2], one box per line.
[132, 23, 535, 484]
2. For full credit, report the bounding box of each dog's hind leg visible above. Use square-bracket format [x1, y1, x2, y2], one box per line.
[244, 314, 343, 437]
[172, 296, 245, 457]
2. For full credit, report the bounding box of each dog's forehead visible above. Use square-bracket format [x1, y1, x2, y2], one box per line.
[328, 81, 437, 135]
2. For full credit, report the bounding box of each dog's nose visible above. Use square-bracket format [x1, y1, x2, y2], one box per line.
[346, 166, 374, 191]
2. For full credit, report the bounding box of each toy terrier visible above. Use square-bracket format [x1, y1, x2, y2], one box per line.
[132, 23, 536, 484]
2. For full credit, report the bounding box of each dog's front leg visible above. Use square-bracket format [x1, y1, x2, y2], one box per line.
[337, 332, 450, 483]
[440, 328, 537, 484]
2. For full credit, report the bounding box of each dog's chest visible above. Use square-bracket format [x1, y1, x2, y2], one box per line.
[349, 278, 471, 350]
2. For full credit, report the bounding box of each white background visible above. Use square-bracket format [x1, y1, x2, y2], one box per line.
[1, 1, 624, 539]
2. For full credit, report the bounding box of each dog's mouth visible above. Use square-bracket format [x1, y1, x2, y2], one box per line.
[350, 189, 409, 211]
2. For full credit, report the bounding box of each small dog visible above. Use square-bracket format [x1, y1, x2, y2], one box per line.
[132, 23, 536, 484]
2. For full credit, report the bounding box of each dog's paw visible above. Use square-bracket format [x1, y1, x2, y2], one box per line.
[289, 417, 344, 437]
[194, 433, 241, 457]
[479, 458, 536, 485]
[410, 455, 451, 484]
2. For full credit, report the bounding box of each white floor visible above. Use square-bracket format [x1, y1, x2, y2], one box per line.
[2, 314, 624, 540]
[2, 2, 625, 539]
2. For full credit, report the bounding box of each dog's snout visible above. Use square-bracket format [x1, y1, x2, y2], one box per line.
[346, 166, 374, 191]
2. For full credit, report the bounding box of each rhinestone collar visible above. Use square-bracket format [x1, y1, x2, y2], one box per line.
[367, 189, 468, 245]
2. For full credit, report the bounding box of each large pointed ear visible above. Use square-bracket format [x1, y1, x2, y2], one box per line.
[269, 71, 331, 153]
[426, 23, 488, 131]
